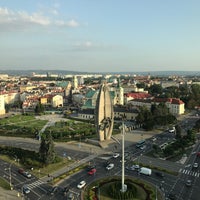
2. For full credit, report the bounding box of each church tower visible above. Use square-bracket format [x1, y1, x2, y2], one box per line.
[115, 78, 124, 105]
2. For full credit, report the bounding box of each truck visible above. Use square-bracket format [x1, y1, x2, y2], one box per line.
[139, 167, 152, 176]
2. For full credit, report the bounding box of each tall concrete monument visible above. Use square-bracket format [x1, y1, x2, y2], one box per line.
[95, 80, 114, 142]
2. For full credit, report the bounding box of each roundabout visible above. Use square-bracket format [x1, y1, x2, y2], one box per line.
[83, 176, 163, 200]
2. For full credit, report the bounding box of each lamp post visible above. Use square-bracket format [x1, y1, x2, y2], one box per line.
[120, 121, 127, 193]
[155, 185, 157, 200]
[9, 161, 15, 190]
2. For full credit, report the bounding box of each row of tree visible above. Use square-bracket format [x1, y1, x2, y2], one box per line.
[147, 83, 200, 109]
[135, 103, 176, 130]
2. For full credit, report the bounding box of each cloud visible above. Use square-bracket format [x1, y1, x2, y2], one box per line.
[0, 7, 79, 31]
[74, 41, 93, 49]
[66, 19, 79, 27]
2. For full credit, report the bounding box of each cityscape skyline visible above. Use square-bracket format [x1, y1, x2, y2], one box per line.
[0, 0, 200, 72]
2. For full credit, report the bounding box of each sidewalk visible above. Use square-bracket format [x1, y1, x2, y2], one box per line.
[0, 187, 20, 200]
[40, 154, 100, 183]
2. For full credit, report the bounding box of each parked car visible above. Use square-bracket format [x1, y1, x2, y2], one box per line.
[106, 163, 114, 170]
[23, 185, 30, 194]
[88, 168, 96, 175]
[77, 181, 86, 189]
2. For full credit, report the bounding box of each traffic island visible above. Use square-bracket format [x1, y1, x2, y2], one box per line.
[83, 176, 163, 200]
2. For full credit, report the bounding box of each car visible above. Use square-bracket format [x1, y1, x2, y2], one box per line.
[67, 193, 75, 200]
[86, 165, 96, 171]
[132, 164, 140, 170]
[23, 185, 30, 194]
[196, 152, 200, 157]
[155, 171, 165, 178]
[18, 168, 24, 174]
[88, 168, 96, 175]
[77, 181, 86, 189]
[140, 145, 146, 150]
[113, 153, 120, 158]
[152, 137, 157, 142]
[186, 179, 192, 187]
[106, 163, 114, 170]
[23, 171, 32, 178]
[168, 193, 177, 200]
[193, 162, 198, 168]
[63, 186, 69, 196]
[128, 165, 136, 171]
[50, 186, 58, 195]
[185, 164, 191, 168]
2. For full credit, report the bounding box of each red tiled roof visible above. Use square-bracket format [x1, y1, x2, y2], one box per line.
[153, 98, 184, 105]
[125, 92, 152, 99]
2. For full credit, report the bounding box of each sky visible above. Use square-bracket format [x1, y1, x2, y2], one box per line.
[0, 0, 200, 73]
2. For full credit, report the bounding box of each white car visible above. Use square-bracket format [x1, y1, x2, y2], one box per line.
[106, 163, 114, 170]
[193, 163, 198, 168]
[132, 164, 140, 170]
[23, 185, 30, 194]
[113, 153, 120, 158]
[77, 181, 86, 189]
[23, 171, 32, 178]
[140, 145, 146, 150]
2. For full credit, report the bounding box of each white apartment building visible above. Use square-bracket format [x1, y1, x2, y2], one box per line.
[129, 98, 185, 115]
[0, 95, 5, 115]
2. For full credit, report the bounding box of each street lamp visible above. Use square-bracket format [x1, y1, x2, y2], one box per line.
[155, 185, 157, 200]
[120, 121, 127, 193]
[9, 161, 15, 190]
[92, 185, 100, 200]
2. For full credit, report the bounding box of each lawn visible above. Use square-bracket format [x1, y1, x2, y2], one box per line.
[0, 114, 48, 137]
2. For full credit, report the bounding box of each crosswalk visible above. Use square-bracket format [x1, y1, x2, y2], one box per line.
[27, 180, 44, 189]
[179, 169, 200, 177]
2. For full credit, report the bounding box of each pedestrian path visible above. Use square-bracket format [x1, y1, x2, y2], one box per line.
[40, 154, 99, 183]
[179, 168, 200, 177]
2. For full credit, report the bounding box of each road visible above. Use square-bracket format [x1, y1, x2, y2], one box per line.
[0, 112, 199, 199]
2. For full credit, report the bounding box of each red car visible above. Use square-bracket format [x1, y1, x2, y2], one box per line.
[18, 168, 24, 174]
[88, 168, 96, 175]
[196, 152, 200, 157]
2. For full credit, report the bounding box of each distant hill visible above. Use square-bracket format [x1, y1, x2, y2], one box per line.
[0, 69, 200, 77]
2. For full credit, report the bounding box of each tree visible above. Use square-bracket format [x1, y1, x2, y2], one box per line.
[148, 84, 163, 96]
[136, 106, 154, 130]
[39, 131, 56, 165]
[5, 104, 11, 113]
[35, 102, 45, 114]
[175, 124, 182, 139]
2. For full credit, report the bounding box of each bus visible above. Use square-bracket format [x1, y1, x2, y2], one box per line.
[136, 139, 146, 148]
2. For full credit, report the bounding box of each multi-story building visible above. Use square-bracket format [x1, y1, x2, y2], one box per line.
[129, 97, 185, 115]
[40, 94, 63, 108]
[0, 95, 5, 115]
